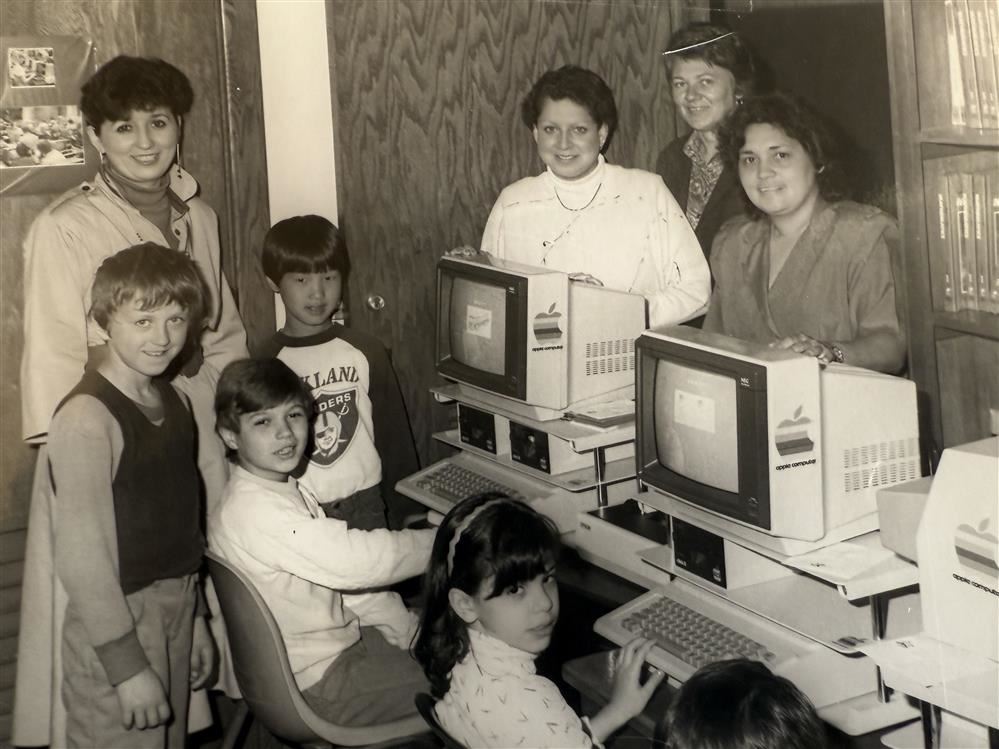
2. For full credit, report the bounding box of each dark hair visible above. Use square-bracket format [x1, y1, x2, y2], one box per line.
[521, 65, 618, 150]
[36, 139, 53, 155]
[80, 55, 193, 129]
[664, 659, 828, 749]
[413, 493, 561, 698]
[214, 358, 313, 435]
[261, 214, 350, 286]
[663, 23, 757, 98]
[720, 92, 843, 205]
[90, 242, 208, 334]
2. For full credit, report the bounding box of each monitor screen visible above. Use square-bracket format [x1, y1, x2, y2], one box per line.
[654, 359, 739, 494]
[448, 276, 507, 376]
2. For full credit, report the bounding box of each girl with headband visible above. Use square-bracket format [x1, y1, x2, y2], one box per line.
[413, 492, 663, 747]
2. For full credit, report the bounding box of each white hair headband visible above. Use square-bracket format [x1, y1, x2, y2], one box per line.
[661, 31, 736, 57]
[447, 498, 508, 575]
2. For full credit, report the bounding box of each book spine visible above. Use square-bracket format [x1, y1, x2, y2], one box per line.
[986, 0, 999, 131]
[970, 1, 999, 128]
[956, 0, 983, 128]
[949, 170, 978, 311]
[946, 0, 968, 127]
[987, 168, 999, 314]
[972, 171, 990, 311]
[924, 159, 958, 312]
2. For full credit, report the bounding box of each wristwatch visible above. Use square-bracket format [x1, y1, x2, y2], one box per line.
[828, 343, 846, 364]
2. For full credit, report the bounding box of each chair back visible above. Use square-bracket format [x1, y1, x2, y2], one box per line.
[206, 551, 427, 747]
[414, 693, 466, 749]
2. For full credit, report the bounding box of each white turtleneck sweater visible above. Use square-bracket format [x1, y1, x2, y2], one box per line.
[480, 156, 709, 328]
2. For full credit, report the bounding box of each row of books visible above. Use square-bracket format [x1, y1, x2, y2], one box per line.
[923, 153, 999, 315]
[944, 0, 998, 130]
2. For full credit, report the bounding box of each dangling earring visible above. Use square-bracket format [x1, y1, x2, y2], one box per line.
[817, 165, 826, 174]
[175, 144, 183, 178]
[735, 94, 744, 106]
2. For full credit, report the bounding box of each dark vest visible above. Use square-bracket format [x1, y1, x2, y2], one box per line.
[58, 371, 204, 594]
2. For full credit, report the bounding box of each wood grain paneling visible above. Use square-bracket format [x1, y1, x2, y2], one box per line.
[327, 0, 695, 466]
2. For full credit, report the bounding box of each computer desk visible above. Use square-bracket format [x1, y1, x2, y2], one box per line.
[556, 547, 909, 749]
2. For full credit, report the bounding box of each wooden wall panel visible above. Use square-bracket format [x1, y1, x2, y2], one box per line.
[328, 0, 695, 466]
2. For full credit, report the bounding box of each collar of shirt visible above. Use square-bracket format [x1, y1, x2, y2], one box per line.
[465, 627, 537, 678]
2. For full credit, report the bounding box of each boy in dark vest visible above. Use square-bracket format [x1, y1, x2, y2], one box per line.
[48, 242, 215, 748]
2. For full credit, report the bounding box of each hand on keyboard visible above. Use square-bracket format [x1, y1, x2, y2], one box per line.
[589, 638, 666, 742]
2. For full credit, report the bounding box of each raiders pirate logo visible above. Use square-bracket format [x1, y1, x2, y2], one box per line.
[311, 389, 359, 466]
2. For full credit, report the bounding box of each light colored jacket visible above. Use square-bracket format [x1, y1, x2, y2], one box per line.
[20, 167, 247, 442]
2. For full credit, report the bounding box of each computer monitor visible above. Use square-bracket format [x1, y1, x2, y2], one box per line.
[436, 255, 647, 421]
[636, 326, 923, 556]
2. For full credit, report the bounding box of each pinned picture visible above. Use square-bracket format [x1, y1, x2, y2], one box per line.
[1, 105, 85, 168]
[8, 47, 56, 88]
[1, 35, 95, 195]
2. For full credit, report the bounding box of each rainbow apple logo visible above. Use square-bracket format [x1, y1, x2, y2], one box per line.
[533, 302, 563, 342]
[954, 517, 999, 578]
[775, 405, 814, 456]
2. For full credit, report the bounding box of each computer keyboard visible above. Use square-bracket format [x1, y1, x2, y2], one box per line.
[612, 592, 774, 668]
[412, 461, 528, 505]
[595, 582, 818, 684]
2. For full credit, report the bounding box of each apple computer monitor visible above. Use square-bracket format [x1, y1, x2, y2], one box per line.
[636, 326, 923, 556]
[436, 255, 647, 421]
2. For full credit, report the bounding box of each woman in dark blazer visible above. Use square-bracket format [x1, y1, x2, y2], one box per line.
[657, 23, 757, 268]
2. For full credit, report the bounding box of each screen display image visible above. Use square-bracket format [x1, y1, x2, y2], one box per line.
[654, 359, 739, 494]
[448, 276, 507, 376]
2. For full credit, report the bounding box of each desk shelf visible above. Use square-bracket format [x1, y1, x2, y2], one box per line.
[433, 428, 636, 492]
[432, 382, 635, 452]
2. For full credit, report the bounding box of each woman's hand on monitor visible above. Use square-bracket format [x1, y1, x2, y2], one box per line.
[568, 271, 605, 286]
[445, 245, 489, 258]
[770, 333, 834, 363]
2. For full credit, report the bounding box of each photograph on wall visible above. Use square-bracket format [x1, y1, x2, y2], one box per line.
[8, 47, 56, 88]
[0, 35, 95, 195]
[2, 105, 85, 168]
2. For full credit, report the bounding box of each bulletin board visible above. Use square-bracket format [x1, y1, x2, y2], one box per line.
[0, 35, 96, 196]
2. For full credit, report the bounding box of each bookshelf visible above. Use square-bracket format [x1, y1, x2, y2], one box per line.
[884, 0, 999, 463]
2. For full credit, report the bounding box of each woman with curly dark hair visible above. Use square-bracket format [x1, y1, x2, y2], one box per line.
[14, 55, 247, 747]
[703, 92, 906, 374]
[413, 492, 662, 748]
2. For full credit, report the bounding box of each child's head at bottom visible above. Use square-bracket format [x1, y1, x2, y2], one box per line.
[664, 658, 827, 749]
[413, 492, 561, 697]
[215, 358, 314, 481]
